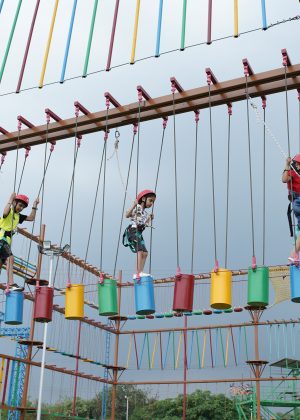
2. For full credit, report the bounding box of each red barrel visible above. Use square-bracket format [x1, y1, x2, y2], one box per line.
[34, 286, 54, 323]
[172, 274, 195, 312]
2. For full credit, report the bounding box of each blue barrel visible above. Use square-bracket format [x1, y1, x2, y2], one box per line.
[134, 275, 155, 315]
[290, 265, 300, 302]
[5, 291, 24, 325]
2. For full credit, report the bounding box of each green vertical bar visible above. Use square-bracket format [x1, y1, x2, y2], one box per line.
[180, 0, 187, 51]
[82, 0, 99, 77]
[0, 0, 22, 83]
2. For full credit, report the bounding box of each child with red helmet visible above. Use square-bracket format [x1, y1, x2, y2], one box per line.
[122, 190, 156, 274]
[282, 155, 300, 263]
[0, 192, 39, 290]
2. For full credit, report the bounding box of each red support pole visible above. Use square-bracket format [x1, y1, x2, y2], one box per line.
[183, 316, 188, 420]
[1, 359, 10, 405]
[72, 321, 82, 417]
[106, 0, 120, 71]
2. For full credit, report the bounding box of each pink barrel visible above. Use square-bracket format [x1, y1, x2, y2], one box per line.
[34, 286, 54, 323]
[172, 274, 195, 312]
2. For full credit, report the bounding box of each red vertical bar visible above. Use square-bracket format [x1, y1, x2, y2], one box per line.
[72, 321, 82, 417]
[133, 332, 139, 369]
[2, 359, 10, 404]
[16, 0, 41, 93]
[183, 316, 188, 420]
[106, 0, 120, 71]
[207, 0, 212, 45]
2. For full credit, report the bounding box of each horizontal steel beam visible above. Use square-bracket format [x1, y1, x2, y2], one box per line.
[0, 64, 299, 152]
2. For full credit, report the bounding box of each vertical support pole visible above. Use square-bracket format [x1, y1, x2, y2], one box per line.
[254, 311, 261, 420]
[1, 359, 10, 405]
[20, 224, 45, 420]
[111, 271, 122, 420]
[72, 320, 82, 416]
[207, 0, 212, 45]
[183, 315, 187, 420]
[37, 250, 54, 419]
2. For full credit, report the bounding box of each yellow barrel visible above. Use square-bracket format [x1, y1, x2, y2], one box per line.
[65, 284, 84, 320]
[210, 268, 232, 309]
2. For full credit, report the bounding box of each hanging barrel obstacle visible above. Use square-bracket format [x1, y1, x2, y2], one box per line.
[134, 274, 155, 315]
[172, 274, 195, 312]
[210, 268, 232, 309]
[290, 265, 300, 303]
[65, 284, 84, 320]
[97, 278, 118, 316]
[5, 291, 24, 325]
[34, 286, 54, 323]
[247, 266, 269, 306]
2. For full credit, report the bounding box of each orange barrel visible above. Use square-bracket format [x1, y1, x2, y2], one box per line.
[172, 274, 195, 312]
[65, 284, 84, 320]
[34, 286, 54, 322]
[210, 268, 232, 309]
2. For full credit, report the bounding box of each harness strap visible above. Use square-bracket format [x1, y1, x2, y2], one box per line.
[287, 202, 293, 237]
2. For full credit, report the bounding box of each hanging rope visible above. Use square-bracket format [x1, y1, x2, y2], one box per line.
[207, 73, 218, 271]
[171, 81, 180, 275]
[224, 104, 232, 268]
[99, 104, 110, 280]
[244, 65, 256, 269]
[149, 117, 168, 274]
[112, 124, 137, 278]
[135, 91, 142, 277]
[191, 111, 199, 273]
[16, 147, 31, 193]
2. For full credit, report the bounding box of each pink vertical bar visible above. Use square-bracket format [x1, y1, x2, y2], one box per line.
[207, 0, 212, 45]
[106, 0, 120, 71]
[16, 0, 40, 93]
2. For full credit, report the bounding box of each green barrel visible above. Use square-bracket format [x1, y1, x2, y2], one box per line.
[247, 266, 269, 306]
[98, 279, 118, 316]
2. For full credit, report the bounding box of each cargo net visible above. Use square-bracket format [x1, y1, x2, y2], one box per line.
[270, 269, 290, 306]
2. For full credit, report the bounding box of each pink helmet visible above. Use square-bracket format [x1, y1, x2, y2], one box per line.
[293, 154, 300, 163]
[15, 194, 29, 207]
[137, 189, 156, 202]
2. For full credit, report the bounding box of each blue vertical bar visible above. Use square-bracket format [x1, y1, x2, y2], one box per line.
[261, 0, 267, 30]
[60, 0, 78, 83]
[155, 0, 163, 57]
[0, 0, 4, 14]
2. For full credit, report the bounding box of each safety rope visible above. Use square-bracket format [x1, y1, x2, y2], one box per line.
[39, 113, 50, 236]
[207, 79, 218, 271]
[191, 111, 199, 273]
[113, 124, 137, 278]
[16, 147, 30, 193]
[171, 85, 180, 275]
[244, 72, 256, 269]
[149, 117, 168, 274]
[225, 104, 232, 268]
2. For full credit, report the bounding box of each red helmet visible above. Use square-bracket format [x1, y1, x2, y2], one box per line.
[137, 189, 156, 202]
[15, 194, 29, 207]
[293, 154, 300, 163]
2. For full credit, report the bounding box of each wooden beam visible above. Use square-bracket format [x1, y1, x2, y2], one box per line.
[0, 64, 300, 152]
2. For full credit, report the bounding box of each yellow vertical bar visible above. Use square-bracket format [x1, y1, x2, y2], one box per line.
[0, 358, 5, 393]
[130, 0, 141, 64]
[39, 0, 60, 88]
[175, 332, 183, 369]
[126, 335, 132, 368]
[201, 330, 207, 368]
[225, 329, 230, 366]
[234, 0, 238, 37]
[151, 333, 158, 369]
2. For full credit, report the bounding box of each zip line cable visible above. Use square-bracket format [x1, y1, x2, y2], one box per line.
[0, 14, 297, 97]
